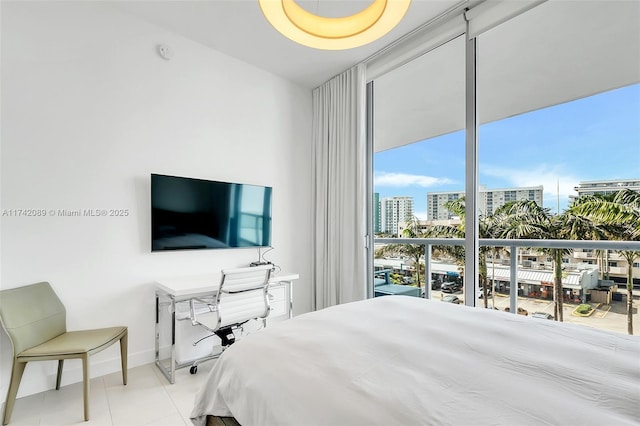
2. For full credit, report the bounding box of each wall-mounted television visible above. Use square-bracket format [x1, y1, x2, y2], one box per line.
[151, 174, 272, 252]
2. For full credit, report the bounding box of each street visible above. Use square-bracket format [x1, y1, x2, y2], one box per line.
[431, 289, 639, 335]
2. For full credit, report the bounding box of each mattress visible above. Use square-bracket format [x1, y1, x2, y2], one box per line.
[191, 295, 640, 426]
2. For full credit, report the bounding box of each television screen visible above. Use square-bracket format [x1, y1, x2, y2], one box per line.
[151, 174, 272, 251]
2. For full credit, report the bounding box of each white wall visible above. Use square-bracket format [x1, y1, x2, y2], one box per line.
[0, 1, 313, 399]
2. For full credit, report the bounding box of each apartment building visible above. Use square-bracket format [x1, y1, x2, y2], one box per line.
[379, 196, 414, 236]
[572, 179, 640, 200]
[427, 185, 544, 220]
[373, 192, 381, 233]
[570, 178, 640, 286]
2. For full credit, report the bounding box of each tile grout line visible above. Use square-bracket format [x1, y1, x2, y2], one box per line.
[101, 374, 116, 426]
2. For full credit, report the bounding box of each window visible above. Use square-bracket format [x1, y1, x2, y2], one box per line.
[371, 0, 639, 336]
[373, 33, 465, 293]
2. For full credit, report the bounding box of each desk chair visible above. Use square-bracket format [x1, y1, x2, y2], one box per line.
[0, 282, 127, 424]
[188, 265, 271, 373]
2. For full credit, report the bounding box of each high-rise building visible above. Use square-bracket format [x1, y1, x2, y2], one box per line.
[571, 179, 640, 285]
[379, 196, 414, 236]
[427, 185, 543, 220]
[373, 192, 380, 233]
[571, 179, 640, 201]
[427, 192, 462, 221]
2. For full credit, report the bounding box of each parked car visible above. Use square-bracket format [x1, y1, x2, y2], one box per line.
[441, 282, 462, 293]
[531, 312, 554, 320]
[403, 276, 414, 284]
[504, 306, 529, 316]
[431, 281, 442, 290]
[442, 295, 462, 304]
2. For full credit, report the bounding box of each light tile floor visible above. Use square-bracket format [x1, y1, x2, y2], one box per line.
[7, 361, 215, 426]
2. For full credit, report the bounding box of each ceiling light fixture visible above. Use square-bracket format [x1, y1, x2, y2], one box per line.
[258, 0, 412, 50]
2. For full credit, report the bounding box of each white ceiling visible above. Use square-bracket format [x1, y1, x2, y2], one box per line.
[110, 0, 640, 152]
[110, 0, 465, 89]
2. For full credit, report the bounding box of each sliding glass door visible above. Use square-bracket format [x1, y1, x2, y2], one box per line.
[475, 0, 640, 330]
[369, 0, 640, 334]
[371, 34, 466, 300]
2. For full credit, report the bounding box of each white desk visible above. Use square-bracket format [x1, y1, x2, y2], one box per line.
[155, 271, 299, 383]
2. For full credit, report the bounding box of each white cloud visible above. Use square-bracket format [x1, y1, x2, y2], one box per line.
[374, 172, 454, 188]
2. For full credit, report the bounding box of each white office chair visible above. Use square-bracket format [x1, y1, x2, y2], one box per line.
[188, 265, 272, 373]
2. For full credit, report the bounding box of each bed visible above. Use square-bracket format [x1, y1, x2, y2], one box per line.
[190, 295, 640, 426]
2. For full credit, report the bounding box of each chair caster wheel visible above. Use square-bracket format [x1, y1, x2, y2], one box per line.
[190, 366, 197, 374]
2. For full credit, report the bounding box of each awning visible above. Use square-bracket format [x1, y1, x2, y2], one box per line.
[490, 267, 583, 288]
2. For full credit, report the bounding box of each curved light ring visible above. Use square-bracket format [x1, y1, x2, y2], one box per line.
[258, 0, 411, 50]
[282, 0, 386, 39]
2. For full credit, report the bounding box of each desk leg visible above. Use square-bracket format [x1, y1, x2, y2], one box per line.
[170, 298, 176, 384]
[155, 292, 177, 384]
[155, 293, 160, 368]
[285, 280, 293, 319]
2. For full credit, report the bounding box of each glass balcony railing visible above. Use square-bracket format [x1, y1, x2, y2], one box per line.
[373, 238, 640, 335]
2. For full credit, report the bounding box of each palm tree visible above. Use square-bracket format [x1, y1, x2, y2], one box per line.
[571, 189, 640, 238]
[494, 201, 570, 321]
[495, 198, 613, 322]
[375, 216, 426, 290]
[427, 198, 501, 308]
[570, 189, 640, 335]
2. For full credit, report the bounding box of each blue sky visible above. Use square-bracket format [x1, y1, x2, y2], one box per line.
[374, 83, 640, 219]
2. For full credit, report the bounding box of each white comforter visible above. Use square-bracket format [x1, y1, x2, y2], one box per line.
[191, 296, 640, 426]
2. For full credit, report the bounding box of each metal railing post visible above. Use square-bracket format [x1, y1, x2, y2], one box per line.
[510, 245, 517, 314]
[424, 243, 431, 299]
[372, 238, 640, 308]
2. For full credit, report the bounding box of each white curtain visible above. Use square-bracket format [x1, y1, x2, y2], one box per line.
[311, 64, 367, 310]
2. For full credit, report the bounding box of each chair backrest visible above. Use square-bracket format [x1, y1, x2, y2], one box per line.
[0, 282, 67, 355]
[217, 265, 272, 329]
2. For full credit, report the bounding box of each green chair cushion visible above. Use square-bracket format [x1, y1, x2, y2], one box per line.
[18, 326, 127, 358]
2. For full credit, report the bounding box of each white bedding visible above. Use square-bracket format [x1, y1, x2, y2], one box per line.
[190, 296, 640, 426]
